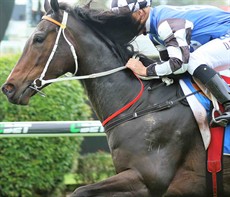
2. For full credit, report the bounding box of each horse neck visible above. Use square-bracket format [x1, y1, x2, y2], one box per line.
[69, 22, 141, 122]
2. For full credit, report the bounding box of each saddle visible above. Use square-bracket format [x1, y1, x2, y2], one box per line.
[180, 72, 230, 197]
[180, 74, 230, 152]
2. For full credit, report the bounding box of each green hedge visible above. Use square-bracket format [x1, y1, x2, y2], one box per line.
[75, 152, 115, 184]
[0, 137, 83, 197]
[0, 54, 92, 197]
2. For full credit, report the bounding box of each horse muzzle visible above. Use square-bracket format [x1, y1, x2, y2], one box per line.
[2, 83, 15, 98]
[2, 82, 34, 105]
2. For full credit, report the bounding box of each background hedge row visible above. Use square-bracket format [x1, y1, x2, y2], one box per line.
[0, 54, 92, 197]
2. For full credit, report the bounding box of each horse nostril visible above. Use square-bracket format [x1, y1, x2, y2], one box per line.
[1, 83, 16, 97]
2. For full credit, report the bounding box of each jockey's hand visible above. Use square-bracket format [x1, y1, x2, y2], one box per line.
[125, 58, 147, 76]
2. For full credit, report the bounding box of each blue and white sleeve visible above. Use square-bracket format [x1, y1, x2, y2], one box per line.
[147, 18, 194, 76]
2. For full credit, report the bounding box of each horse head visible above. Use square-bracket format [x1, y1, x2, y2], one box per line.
[2, 0, 144, 105]
[1, 0, 78, 105]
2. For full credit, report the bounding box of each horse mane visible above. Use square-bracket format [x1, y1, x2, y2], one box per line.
[58, 3, 155, 65]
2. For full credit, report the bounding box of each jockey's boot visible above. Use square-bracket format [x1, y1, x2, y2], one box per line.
[193, 64, 230, 127]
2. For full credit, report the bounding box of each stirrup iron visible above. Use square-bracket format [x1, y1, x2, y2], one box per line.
[210, 108, 228, 127]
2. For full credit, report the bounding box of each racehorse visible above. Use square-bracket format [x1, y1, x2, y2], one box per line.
[2, 0, 230, 196]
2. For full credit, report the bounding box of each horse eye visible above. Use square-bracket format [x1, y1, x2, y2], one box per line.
[34, 36, 44, 44]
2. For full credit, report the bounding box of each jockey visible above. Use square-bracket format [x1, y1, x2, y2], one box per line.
[111, 0, 230, 127]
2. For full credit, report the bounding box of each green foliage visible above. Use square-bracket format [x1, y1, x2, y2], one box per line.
[0, 137, 83, 197]
[75, 152, 115, 184]
[0, 54, 92, 197]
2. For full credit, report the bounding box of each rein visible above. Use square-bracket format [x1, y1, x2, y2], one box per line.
[33, 11, 160, 89]
[32, 11, 146, 89]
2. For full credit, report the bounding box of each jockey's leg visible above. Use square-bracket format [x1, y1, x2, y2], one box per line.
[188, 36, 230, 127]
[193, 65, 230, 126]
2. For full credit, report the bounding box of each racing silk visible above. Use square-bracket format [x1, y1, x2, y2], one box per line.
[146, 5, 230, 76]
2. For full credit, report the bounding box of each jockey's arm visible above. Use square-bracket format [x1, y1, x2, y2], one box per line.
[149, 34, 169, 61]
[147, 18, 194, 76]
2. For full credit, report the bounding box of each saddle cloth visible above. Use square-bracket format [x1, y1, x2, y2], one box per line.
[179, 71, 230, 155]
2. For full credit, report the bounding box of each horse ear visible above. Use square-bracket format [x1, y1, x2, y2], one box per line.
[84, 0, 93, 9]
[44, 0, 51, 12]
[50, 0, 60, 13]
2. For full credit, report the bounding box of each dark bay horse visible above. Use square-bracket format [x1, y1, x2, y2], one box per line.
[1, 0, 230, 196]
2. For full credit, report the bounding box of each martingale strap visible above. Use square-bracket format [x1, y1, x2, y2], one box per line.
[102, 72, 144, 126]
[103, 86, 201, 131]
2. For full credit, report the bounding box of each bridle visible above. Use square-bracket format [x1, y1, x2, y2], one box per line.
[31, 11, 132, 94]
[31, 11, 78, 92]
